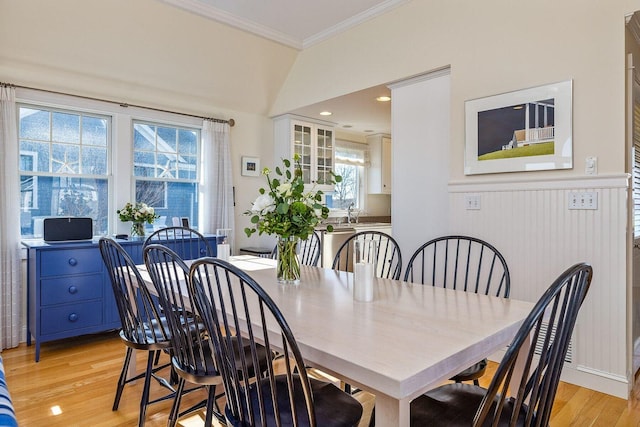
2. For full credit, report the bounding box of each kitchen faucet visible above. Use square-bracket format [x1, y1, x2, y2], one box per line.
[347, 203, 354, 224]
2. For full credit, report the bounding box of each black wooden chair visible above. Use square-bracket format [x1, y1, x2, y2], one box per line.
[98, 237, 175, 427]
[270, 231, 322, 267]
[332, 231, 402, 280]
[410, 262, 593, 426]
[189, 257, 364, 427]
[143, 244, 275, 426]
[404, 235, 511, 385]
[142, 243, 223, 426]
[143, 226, 214, 260]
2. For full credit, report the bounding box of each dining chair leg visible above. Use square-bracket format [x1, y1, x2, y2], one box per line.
[138, 352, 156, 427]
[113, 347, 133, 411]
[168, 377, 186, 427]
[204, 385, 216, 427]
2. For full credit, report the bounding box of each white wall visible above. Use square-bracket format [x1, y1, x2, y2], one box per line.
[391, 71, 451, 256]
[271, 0, 640, 398]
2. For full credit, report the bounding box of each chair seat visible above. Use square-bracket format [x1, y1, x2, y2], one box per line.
[410, 383, 529, 426]
[174, 336, 272, 382]
[449, 358, 487, 382]
[228, 374, 363, 427]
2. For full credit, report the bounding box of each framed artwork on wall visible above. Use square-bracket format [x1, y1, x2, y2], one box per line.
[241, 156, 260, 176]
[464, 80, 573, 175]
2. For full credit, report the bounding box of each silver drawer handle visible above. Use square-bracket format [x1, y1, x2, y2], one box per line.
[68, 258, 78, 266]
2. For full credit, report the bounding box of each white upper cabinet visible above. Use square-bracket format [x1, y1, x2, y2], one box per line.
[367, 133, 391, 194]
[274, 115, 336, 192]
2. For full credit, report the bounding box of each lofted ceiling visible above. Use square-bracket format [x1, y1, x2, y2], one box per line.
[159, 0, 399, 136]
[160, 0, 408, 49]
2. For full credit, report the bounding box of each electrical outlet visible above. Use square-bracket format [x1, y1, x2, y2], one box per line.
[464, 194, 481, 210]
[568, 191, 598, 210]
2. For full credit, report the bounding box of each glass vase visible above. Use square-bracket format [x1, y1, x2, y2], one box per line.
[131, 222, 145, 237]
[276, 236, 301, 284]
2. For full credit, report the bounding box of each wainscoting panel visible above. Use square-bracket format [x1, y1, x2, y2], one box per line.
[448, 175, 629, 397]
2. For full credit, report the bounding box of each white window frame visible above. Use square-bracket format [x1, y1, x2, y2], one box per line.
[329, 140, 368, 216]
[15, 88, 203, 236]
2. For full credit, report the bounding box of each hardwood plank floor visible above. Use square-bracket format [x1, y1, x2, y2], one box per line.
[1, 331, 637, 426]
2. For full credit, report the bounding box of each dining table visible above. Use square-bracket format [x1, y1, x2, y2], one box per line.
[137, 255, 535, 427]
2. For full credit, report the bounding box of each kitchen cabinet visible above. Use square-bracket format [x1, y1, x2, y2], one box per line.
[367, 134, 392, 194]
[274, 114, 336, 192]
[23, 235, 217, 361]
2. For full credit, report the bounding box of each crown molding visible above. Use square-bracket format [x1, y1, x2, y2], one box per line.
[160, 0, 302, 49]
[160, 0, 409, 50]
[302, 0, 410, 49]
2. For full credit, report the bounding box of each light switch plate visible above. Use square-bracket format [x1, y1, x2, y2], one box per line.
[568, 191, 598, 210]
[585, 156, 597, 175]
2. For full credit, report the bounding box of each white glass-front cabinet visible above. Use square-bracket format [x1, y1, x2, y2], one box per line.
[274, 115, 335, 192]
[367, 133, 392, 194]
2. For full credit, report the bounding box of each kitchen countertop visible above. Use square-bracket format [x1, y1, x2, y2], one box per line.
[315, 222, 391, 232]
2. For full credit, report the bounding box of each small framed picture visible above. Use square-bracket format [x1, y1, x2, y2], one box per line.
[241, 156, 260, 176]
[181, 217, 190, 228]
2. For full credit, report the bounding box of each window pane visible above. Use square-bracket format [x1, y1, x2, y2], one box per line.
[19, 108, 50, 141]
[157, 153, 177, 178]
[178, 129, 198, 154]
[19, 105, 111, 238]
[331, 163, 359, 209]
[178, 155, 197, 180]
[136, 180, 198, 228]
[134, 124, 156, 151]
[157, 126, 177, 151]
[20, 176, 109, 237]
[82, 146, 108, 175]
[52, 143, 80, 174]
[52, 112, 80, 143]
[133, 121, 200, 228]
[82, 116, 107, 146]
[20, 141, 50, 172]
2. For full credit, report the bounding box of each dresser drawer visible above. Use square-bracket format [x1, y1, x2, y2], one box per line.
[40, 274, 103, 306]
[40, 249, 103, 277]
[40, 302, 103, 335]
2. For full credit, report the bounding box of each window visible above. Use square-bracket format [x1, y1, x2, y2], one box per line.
[133, 121, 200, 228]
[326, 142, 366, 210]
[19, 106, 110, 237]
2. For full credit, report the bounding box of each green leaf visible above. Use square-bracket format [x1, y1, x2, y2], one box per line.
[251, 215, 260, 224]
[277, 202, 289, 214]
[326, 224, 334, 232]
[275, 166, 282, 175]
[283, 158, 291, 168]
[286, 170, 291, 179]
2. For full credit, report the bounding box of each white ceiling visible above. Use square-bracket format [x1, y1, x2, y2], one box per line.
[160, 0, 408, 49]
[159, 0, 397, 136]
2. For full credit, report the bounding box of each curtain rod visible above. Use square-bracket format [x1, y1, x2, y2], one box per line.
[1, 82, 235, 127]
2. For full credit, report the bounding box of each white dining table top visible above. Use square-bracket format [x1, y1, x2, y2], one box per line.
[138, 255, 535, 426]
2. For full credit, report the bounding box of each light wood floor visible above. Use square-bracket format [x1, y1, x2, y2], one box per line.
[3, 331, 640, 426]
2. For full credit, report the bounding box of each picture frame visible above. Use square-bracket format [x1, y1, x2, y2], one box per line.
[241, 156, 260, 176]
[464, 80, 573, 175]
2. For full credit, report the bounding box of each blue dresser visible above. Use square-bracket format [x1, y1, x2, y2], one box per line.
[23, 236, 217, 361]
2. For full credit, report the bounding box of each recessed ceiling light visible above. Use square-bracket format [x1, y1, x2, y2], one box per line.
[342, 125, 353, 128]
[320, 111, 332, 116]
[364, 129, 374, 133]
[513, 105, 524, 110]
[376, 96, 391, 102]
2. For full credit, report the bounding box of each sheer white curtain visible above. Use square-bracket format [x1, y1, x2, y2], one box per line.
[0, 85, 21, 349]
[200, 120, 235, 247]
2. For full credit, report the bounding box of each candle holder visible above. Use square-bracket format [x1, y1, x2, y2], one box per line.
[353, 238, 377, 302]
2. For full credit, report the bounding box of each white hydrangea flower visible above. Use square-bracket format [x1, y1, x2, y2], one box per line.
[252, 194, 276, 214]
[277, 182, 292, 196]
